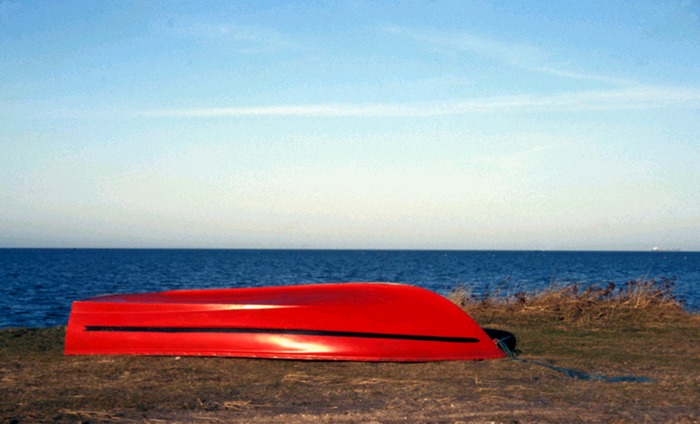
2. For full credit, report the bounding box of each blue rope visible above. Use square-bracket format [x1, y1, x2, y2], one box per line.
[495, 337, 655, 383]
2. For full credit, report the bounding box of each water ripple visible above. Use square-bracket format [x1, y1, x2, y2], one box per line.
[1, 249, 697, 327]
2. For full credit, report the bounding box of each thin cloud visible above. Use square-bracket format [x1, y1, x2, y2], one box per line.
[383, 25, 635, 86]
[383, 25, 544, 67]
[531, 66, 636, 87]
[141, 103, 428, 118]
[139, 86, 700, 118]
[154, 17, 301, 54]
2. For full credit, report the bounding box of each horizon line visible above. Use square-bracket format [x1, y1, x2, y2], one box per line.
[0, 247, 693, 253]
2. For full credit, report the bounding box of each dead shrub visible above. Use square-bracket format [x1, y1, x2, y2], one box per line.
[450, 277, 690, 325]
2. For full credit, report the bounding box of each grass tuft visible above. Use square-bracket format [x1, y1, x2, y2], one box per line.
[449, 277, 691, 325]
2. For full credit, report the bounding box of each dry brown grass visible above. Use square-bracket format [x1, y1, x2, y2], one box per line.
[2, 319, 699, 423]
[449, 277, 691, 325]
[1, 293, 699, 423]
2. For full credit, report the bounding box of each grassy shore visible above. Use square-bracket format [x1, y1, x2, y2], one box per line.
[2, 280, 698, 423]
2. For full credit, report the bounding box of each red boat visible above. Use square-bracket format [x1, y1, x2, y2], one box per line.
[64, 282, 504, 362]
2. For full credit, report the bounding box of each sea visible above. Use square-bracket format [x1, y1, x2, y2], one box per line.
[1, 249, 698, 328]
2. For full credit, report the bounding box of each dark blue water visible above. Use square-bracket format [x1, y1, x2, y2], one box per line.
[1, 249, 698, 328]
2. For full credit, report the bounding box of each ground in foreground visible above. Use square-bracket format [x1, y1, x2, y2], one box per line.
[1, 313, 699, 423]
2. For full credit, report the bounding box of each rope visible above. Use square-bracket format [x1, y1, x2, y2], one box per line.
[495, 337, 655, 383]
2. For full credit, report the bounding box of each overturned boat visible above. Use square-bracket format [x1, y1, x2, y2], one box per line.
[65, 282, 504, 362]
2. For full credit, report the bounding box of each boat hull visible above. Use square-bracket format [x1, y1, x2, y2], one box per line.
[64, 283, 504, 361]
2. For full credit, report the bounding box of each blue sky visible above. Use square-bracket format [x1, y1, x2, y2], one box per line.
[1, 1, 699, 250]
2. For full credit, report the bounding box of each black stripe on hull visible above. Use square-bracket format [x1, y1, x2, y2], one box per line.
[84, 326, 480, 344]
